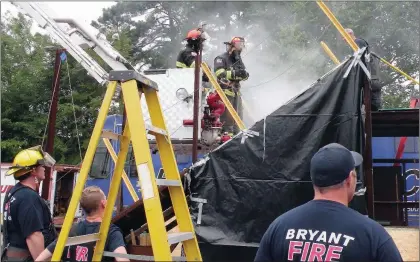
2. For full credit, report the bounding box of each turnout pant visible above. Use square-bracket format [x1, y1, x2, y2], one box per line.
[220, 89, 243, 134]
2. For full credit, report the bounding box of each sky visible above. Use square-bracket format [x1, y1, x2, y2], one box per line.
[1, 1, 116, 25]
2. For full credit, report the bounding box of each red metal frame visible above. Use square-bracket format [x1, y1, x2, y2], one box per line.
[393, 98, 419, 167]
[363, 77, 375, 218]
[42, 49, 66, 200]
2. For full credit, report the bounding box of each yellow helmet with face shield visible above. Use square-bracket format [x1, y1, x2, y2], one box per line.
[6, 145, 56, 179]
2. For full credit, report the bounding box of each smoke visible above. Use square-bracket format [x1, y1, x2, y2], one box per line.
[196, 4, 328, 126]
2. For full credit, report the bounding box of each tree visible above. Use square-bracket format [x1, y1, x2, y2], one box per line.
[2, 2, 418, 163]
[1, 12, 106, 164]
[322, 1, 420, 108]
[94, 1, 418, 111]
[1, 13, 54, 161]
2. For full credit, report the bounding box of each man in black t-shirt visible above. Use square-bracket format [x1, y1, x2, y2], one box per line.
[2, 146, 57, 261]
[36, 186, 128, 262]
[343, 28, 382, 111]
[254, 143, 403, 262]
[343, 28, 369, 49]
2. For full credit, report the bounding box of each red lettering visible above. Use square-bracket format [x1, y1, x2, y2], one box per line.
[75, 246, 88, 261]
[1, 185, 13, 193]
[308, 243, 326, 261]
[325, 245, 343, 261]
[288, 241, 303, 260]
[301, 242, 311, 261]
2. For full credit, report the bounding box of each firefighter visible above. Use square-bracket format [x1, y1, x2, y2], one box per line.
[344, 28, 369, 49]
[344, 28, 382, 111]
[2, 146, 57, 261]
[176, 28, 206, 69]
[176, 28, 210, 83]
[36, 186, 128, 262]
[214, 36, 249, 134]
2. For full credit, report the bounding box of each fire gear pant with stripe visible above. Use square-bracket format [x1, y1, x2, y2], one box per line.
[220, 89, 242, 134]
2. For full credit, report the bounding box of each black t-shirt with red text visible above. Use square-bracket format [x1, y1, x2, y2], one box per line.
[254, 200, 402, 262]
[47, 220, 125, 262]
[3, 183, 53, 250]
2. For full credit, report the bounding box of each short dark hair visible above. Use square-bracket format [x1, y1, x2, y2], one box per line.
[80, 186, 105, 215]
[17, 172, 31, 181]
[315, 180, 346, 194]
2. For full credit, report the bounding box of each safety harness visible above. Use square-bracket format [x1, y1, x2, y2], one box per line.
[2, 186, 31, 261]
[1, 185, 57, 261]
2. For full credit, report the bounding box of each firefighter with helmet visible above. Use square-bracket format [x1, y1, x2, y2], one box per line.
[2, 146, 57, 261]
[176, 28, 207, 69]
[214, 36, 249, 135]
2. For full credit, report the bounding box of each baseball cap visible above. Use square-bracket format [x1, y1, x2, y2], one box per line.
[310, 143, 363, 187]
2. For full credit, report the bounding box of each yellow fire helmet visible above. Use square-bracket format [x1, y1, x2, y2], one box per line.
[6, 145, 56, 179]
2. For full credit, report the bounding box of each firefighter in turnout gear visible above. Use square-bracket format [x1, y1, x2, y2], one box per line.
[176, 28, 210, 83]
[2, 146, 57, 261]
[214, 36, 249, 134]
[176, 28, 206, 69]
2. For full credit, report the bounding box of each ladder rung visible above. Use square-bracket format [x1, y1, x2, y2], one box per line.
[101, 130, 120, 140]
[65, 233, 100, 246]
[145, 124, 167, 136]
[156, 179, 181, 187]
[102, 251, 186, 262]
[102, 125, 167, 139]
[167, 232, 194, 245]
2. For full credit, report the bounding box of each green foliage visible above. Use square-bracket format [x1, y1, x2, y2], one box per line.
[96, 1, 419, 101]
[1, 13, 104, 163]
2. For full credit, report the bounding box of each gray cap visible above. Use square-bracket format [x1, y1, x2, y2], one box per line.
[310, 143, 363, 187]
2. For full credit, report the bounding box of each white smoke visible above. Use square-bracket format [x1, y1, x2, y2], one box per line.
[197, 7, 329, 126]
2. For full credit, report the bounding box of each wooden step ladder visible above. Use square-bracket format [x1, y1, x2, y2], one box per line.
[51, 70, 202, 261]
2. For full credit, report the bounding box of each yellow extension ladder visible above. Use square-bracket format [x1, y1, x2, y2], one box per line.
[51, 70, 202, 261]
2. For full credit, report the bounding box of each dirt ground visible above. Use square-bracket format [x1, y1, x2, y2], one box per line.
[385, 227, 419, 261]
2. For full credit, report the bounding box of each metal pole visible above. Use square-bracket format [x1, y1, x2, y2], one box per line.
[192, 47, 202, 163]
[320, 41, 340, 65]
[363, 76, 374, 219]
[42, 48, 65, 200]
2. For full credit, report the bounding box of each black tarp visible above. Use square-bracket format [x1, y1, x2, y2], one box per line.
[188, 54, 369, 260]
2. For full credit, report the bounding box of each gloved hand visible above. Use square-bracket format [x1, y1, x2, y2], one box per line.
[234, 69, 249, 79]
[232, 50, 241, 60]
[202, 73, 209, 82]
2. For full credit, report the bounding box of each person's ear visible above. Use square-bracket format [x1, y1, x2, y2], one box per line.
[349, 170, 357, 184]
[345, 172, 354, 186]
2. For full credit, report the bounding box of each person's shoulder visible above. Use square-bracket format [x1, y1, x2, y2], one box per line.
[214, 54, 224, 61]
[355, 38, 369, 46]
[342, 205, 390, 234]
[215, 52, 229, 60]
[109, 224, 123, 235]
[178, 47, 189, 56]
[109, 224, 125, 245]
[281, 200, 319, 216]
[355, 212, 390, 232]
[269, 201, 315, 225]
[12, 184, 39, 201]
